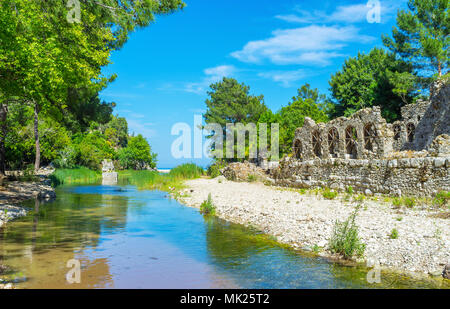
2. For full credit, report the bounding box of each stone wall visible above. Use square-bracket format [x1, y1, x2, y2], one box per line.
[394, 78, 450, 152]
[279, 78, 450, 197]
[272, 156, 450, 197]
[292, 106, 394, 161]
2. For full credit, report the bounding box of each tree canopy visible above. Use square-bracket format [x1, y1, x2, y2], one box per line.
[382, 0, 449, 80]
[329, 48, 414, 122]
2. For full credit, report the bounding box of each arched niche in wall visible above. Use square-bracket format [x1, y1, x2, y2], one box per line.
[393, 124, 401, 141]
[293, 139, 303, 160]
[328, 127, 339, 157]
[407, 123, 415, 143]
[345, 126, 358, 159]
[363, 123, 377, 152]
[312, 130, 322, 158]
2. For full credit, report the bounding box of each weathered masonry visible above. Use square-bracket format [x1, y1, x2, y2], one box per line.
[274, 78, 450, 196]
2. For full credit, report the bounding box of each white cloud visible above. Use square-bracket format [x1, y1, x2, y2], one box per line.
[184, 65, 236, 94]
[127, 118, 157, 139]
[277, 1, 404, 25]
[258, 69, 307, 87]
[231, 25, 374, 66]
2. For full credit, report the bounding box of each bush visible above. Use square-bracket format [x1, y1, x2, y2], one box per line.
[207, 160, 226, 178]
[52, 146, 78, 169]
[346, 186, 354, 195]
[322, 188, 338, 200]
[200, 193, 216, 216]
[74, 132, 116, 170]
[389, 228, 399, 239]
[392, 196, 416, 208]
[433, 191, 450, 208]
[403, 197, 415, 208]
[392, 197, 402, 208]
[118, 134, 157, 170]
[329, 206, 366, 259]
[247, 174, 257, 182]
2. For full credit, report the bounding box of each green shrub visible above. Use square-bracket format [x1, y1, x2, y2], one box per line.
[322, 188, 338, 200]
[247, 174, 257, 182]
[53, 146, 78, 169]
[207, 160, 226, 178]
[329, 206, 366, 259]
[117, 134, 157, 170]
[432, 191, 450, 208]
[389, 228, 399, 239]
[200, 193, 216, 216]
[403, 197, 415, 208]
[346, 186, 354, 195]
[392, 196, 416, 208]
[392, 197, 402, 208]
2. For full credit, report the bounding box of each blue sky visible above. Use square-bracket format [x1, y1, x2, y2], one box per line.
[100, 0, 408, 168]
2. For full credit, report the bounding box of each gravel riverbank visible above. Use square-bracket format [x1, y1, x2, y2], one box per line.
[179, 177, 449, 278]
[0, 181, 55, 228]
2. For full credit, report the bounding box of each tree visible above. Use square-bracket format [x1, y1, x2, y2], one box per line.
[118, 135, 157, 170]
[0, 0, 185, 173]
[329, 48, 414, 122]
[276, 86, 329, 156]
[103, 116, 129, 148]
[204, 78, 268, 126]
[204, 78, 268, 161]
[382, 0, 449, 80]
[256, 84, 329, 157]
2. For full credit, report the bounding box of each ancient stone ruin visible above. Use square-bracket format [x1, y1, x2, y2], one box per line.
[273, 78, 450, 197]
[102, 159, 118, 185]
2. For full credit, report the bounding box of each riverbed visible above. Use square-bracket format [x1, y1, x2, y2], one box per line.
[0, 177, 447, 288]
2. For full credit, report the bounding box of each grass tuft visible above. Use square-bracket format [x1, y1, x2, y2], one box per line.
[200, 193, 216, 216]
[329, 205, 366, 259]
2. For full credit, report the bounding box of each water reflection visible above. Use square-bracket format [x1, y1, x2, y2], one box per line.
[0, 182, 448, 289]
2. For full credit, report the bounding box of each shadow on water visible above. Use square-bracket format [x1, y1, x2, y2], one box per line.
[0, 176, 448, 289]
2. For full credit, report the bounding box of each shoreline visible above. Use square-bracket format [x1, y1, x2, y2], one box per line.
[0, 180, 55, 229]
[177, 177, 449, 280]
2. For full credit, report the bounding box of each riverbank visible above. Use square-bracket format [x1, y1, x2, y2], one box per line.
[178, 177, 449, 279]
[0, 180, 55, 228]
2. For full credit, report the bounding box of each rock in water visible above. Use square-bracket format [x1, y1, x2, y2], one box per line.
[102, 159, 117, 185]
[102, 159, 115, 173]
[443, 264, 450, 279]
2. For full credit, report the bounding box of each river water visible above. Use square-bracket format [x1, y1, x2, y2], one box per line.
[0, 178, 447, 289]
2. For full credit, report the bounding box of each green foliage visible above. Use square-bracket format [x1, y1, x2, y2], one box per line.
[392, 197, 402, 208]
[49, 168, 102, 186]
[382, 0, 449, 80]
[259, 84, 329, 157]
[204, 77, 268, 161]
[329, 48, 414, 122]
[403, 197, 416, 208]
[322, 188, 338, 200]
[120, 164, 203, 192]
[433, 191, 450, 208]
[0, 0, 184, 173]
[118, 134, 157, 170]
[75, 132, 116, 170]
[389, 228, 399, 239]
[346, 186, 354, 195]
[200, 193, 216, 216]
[103, 116, 129, 148]
[207, 160, 226, 178]
[329, 206, 366, 259]
[247, 174, 257, 182]
[392, 196, 416, 208]
[169, 163, 205, 179]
